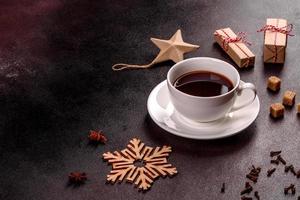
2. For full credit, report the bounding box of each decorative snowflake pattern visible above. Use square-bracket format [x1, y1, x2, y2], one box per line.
[103, 138, 178, 190]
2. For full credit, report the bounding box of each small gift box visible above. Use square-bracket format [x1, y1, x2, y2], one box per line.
[214, 28, 255, 68]
[259, 18, 293, 64]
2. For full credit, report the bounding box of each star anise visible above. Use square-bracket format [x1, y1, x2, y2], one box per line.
[88, 130, 107, 144]
[68, 172, 87, 184]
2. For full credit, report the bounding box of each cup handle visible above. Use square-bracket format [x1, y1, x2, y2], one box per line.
[230, 82, 257, 112]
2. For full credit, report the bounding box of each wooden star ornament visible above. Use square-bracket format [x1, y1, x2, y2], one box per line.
[112, 29, 199, 71]
[150, 29, 200, 63]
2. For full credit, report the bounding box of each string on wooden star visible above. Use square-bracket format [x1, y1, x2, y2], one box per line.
[112, 29, 199, 71]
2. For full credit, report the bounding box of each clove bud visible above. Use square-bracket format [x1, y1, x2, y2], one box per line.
[241, 184, 253, 195]
[270, 150, 281, 157]
[267, 168, 276, 177]
[277, 155, 286, 165]
[254, 191, 260, 200]
[284, 184, 295, 195]
[285, 165, 296, 176]
[270, 159, 279, 165]
[221, 182, 225, 193]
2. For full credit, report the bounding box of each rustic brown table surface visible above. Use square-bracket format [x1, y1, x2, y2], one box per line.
[1, 0, 300, 199]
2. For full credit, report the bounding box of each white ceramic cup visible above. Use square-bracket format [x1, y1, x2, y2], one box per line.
[167, 57, 256, 122]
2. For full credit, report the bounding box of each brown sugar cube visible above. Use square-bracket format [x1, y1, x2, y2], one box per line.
[283, 90, 296, 106]
[270, 103, 284, 118]
[267, 76, 281, 92]
[297, 103, 300, 113]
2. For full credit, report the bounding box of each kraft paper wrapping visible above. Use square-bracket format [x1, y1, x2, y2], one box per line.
[214, 28, 255, 68]
[263, 18, 288, 63]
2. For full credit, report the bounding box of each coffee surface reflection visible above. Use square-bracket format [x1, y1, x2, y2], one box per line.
[173, 70, 234, 97]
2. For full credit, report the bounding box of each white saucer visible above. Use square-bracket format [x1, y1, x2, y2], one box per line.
[147, 80, 260, 140]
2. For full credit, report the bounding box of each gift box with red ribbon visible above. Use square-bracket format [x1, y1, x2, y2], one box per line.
[214, 28, 255, 68]
[259, 18, 293, 64]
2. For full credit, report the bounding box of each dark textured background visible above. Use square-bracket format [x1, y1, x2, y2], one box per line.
[0, 0, 300, 199]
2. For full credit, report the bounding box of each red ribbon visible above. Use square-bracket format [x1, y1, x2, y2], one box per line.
[257, 24, 294, 36]
[214, 32, 251, 51]
[258, 22, 294, 62]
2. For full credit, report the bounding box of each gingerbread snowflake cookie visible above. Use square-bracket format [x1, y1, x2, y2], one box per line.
[103, 138, 178, 191]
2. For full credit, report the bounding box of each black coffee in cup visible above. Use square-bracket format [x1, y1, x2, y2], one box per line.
[173, 71, 234, 97]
